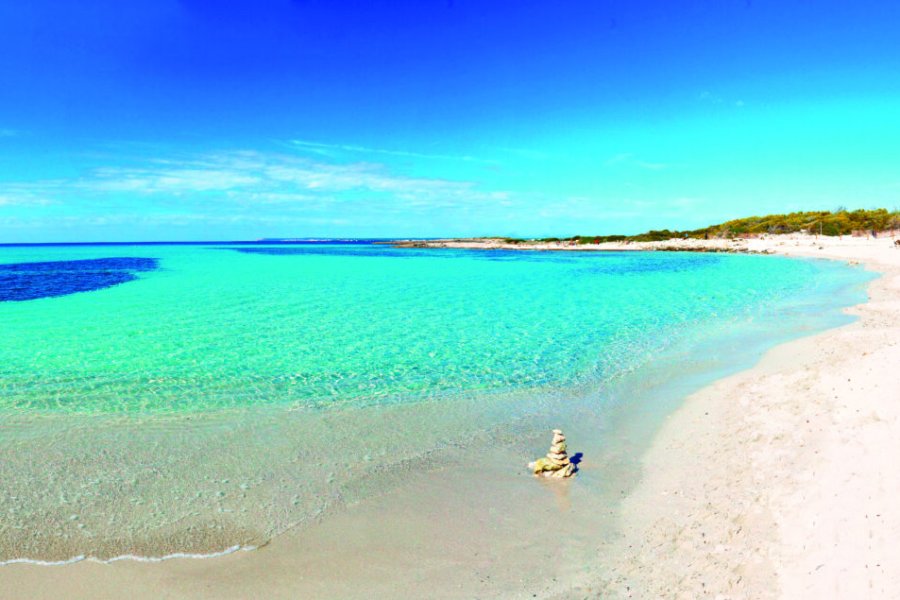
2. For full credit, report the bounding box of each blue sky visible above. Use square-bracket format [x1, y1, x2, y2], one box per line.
[1, 0, 898, 241]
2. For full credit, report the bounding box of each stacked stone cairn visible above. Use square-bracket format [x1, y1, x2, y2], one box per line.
[528, 429, 576, 478]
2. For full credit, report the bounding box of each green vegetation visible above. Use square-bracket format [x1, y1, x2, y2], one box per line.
[698, 209, 900, 238]
[510, 209, 900, 243]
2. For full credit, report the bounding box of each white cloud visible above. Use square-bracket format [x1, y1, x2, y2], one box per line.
[0, 212, 354, 230]
[698, 90, 746, 109]
[289, 139, 491, 164]
[87, 167, 261, 193]
[72, 152, 488, 201]
[2, 148, 660, 237]
[0, 150, 512, 226]
[0, 186, 58, 206]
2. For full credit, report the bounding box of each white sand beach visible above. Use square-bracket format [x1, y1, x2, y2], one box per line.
[584, 234, 900, 598]
[3, 235, 899, 599]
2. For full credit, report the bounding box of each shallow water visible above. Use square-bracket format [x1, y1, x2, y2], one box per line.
[0, 243, 872, 562]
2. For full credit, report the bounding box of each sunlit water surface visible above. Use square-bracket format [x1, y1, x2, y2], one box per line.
[0, 243, 873, 562]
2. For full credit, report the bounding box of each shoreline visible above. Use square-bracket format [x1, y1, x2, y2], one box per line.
[578, 235, 900, 598]
[0, 545, 252, 568]
[388, 232, 895, 254]
[1, 236, 894, 598]
[388, 236, 759, 253]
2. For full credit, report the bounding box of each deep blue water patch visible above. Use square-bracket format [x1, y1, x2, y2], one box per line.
[0, 257, 158, 302]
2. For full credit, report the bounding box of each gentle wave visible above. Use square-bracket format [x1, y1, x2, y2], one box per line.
[0, 544, 256, 567]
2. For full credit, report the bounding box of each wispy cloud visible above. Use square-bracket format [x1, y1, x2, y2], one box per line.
[497, 147, 552, 161]
[1, 147, 675, 238]
[87, 167, 262, 193]
[0, 185, 58, 206]
[0, 213, 352, 230]
[697, 90, 723, 104]
[0, 129, 15, 138]
[290, 139, 493, 164]
[0, 149, 513, 230]
[698, 90, 746, 109]
[0, 151, 499, 201]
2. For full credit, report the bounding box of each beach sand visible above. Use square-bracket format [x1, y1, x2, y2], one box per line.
[3, 234, 899, 599]
[579, 234, 900, 598]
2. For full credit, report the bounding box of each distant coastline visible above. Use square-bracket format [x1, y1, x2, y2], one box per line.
[388, 236, 760, 253]
[389, 208, 900, 254]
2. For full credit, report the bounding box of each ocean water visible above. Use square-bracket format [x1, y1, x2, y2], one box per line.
[0, 243, 873, 563]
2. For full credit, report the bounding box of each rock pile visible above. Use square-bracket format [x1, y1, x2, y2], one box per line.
[528, 429, 576, 478]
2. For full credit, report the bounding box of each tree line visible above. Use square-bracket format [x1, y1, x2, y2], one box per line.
[510, 209, 900, 244]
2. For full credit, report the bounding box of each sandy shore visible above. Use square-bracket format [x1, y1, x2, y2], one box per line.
[3, 234, 898, 598]
[391, 236, 757, 252]
[391, 232, 898, 255]
[578, 234, 900, 598]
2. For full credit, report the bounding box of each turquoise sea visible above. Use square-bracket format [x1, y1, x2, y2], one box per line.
[0, 243, 873, 562]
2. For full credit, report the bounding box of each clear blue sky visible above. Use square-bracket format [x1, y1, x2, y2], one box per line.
[1, 0, 898, 241]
